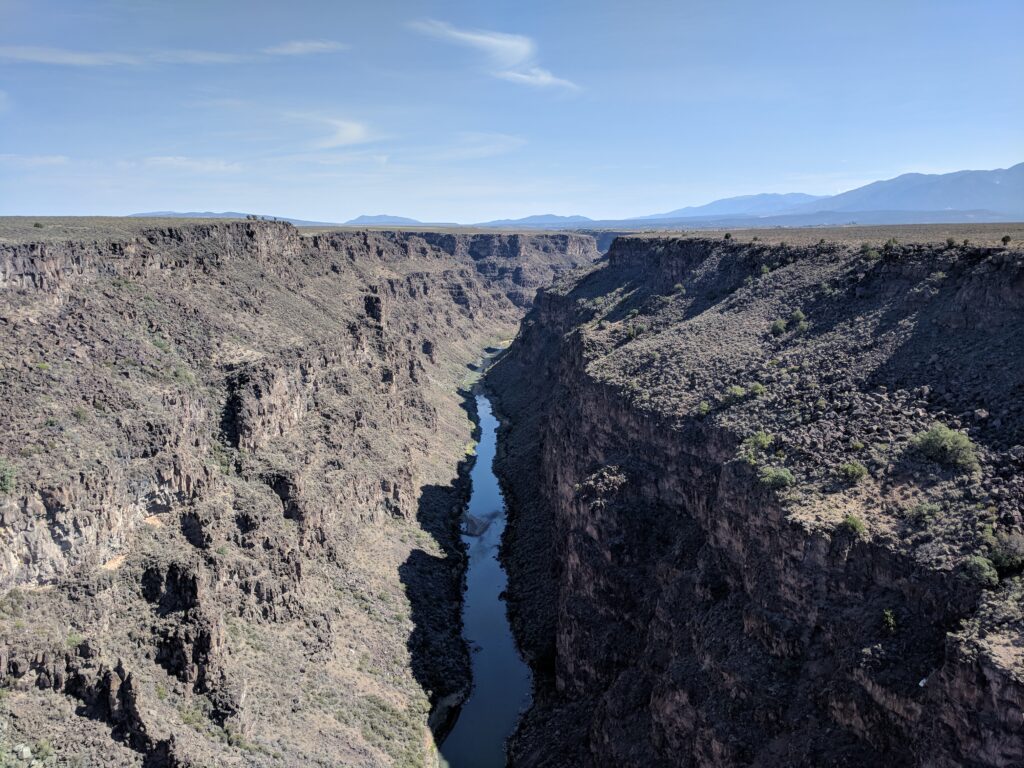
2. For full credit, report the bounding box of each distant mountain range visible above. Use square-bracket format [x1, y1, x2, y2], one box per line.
[344, 214, 423, 226]
[130, 211, 342, 227]
[132, 162, 1023, 230]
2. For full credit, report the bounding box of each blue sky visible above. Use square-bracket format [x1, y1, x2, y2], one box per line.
[1, 0, 1021, 222]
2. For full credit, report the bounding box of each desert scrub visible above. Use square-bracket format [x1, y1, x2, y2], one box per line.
[770, 319, 787, 336]
[740, 430, 773, 464]
[908, 502, 941, 525]
[989, 532, 1024, 576]
[881, 608, 897, 635]
[759, 465, 794, 489]
[748, 382, 766, 397]
[840, 514, 866, 537]
[838, 461, 868, 484]
[962, 555, 998, 588]
[696, 400, 711, 417]
[911, 423, 979, 471]
[790, 308, 806, 323]
[0, 459, 14, 495]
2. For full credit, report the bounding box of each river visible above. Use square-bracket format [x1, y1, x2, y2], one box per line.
[439, 394, 532, 767]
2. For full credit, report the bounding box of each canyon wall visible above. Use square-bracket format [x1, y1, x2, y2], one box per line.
[488, 234, 1024, 767]
[0, 222, 597, 766]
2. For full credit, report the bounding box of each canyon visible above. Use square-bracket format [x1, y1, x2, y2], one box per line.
[0, 220, 596, 766]
[1, 219, 1023, 767]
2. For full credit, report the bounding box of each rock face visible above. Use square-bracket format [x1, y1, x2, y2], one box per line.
[0, 222, 597, 766]
[488, 235, 1024, 767]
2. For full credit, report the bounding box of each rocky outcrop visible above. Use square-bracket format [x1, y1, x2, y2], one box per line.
[488, 235, 1024, 767]
[0, 221, 597, 766]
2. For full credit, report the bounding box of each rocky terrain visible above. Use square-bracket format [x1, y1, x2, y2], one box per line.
[0, 220, 597, 766]
[488, 229, 1024, 766]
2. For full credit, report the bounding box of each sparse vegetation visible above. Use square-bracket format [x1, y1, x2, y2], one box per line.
[696, 400, 711, 417]
[748, 382, 766, 397]
[838, 461, 868, 484]
[33, 221, 43, 228]
[989, 532, 1024, 576]
[840, 514, 866, 536]
[946, 237, 956, 248]
[771, 319, 787, 336]
[790, 309, 806, 323]
[759, 465, 794, 489]
[911, 423, 979, 471]
[962, 555, 999, 588]
[724, 232, 732, 240]
[908, 501, 941, 524]
[881, 608, 897, 635]
[0, 459, 14, 495]
[740, 430, 773, 464]
[723, 384, 747, 404]
[1002, 235, 1012, 246]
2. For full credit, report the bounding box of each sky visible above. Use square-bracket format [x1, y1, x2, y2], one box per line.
[1, 0, 1022, 222]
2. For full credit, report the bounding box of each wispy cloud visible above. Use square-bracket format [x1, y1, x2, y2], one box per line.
[263, 40, 347, 56]
[409, 19, 577, 90]
[0, 153, 70, 166]
[0, 46, 141, 66]
[143, 156, 241, 172]
[0, 41, 347, 67]
[288, 114, 376, 149]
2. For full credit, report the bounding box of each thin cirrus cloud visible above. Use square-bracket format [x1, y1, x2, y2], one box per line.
[409, 19, 577, 90]
[290, 114, 376, 149]
[143, 156, 241, 173]
[0, 41, 347, 66]
[262, 40, 348, 56]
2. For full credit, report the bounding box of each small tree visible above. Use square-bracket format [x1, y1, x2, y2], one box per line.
[911, 423, 979, 472]
[1002, 235, 1012, 246]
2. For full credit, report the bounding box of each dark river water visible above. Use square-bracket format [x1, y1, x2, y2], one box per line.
[440, 395, 532, 767]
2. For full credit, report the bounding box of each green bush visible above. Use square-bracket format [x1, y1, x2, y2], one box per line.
[759, 465, 794, 489]
[696, 400, 711, 417]
[838, 461, 868, 484]
[790, 308, 806, 323]
[962, 555, 998, 588]
[724, 232, 732, 240]
[946, 237, 956, 248]
[989, 532, 1024, 575]
[1002, 235, 1012, 246]
[33, 222, 43, 229]
[840, 514, 866, 536]
[748, 382, 766, 397]
[908, 502, 941, 524]
[881, 608, 897, 635]
[723, 384, 747, 404]
[0, 459, 14, 495]
[771, 319, 787, 336]
[911, 423, 979, 471]
[673, 283, 685, 295]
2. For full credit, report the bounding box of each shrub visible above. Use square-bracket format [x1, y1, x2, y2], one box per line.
[33, 221, 43, 228]
[838, 461, 868, 484]
[724, 232, 732, 240]
[752, 236, 759, 242]
[840, 514, 866, 536]
[989, 532, 1024, 575]
[1002, 235, 1012, 246]
[908, 501, 941, 524]
[962, 555, 998, 588]
[790, 308, 806, 323]
[911, 423, 979, 471]
[741, 430, 774, 463]
[748, 382, 766, 397]
[771, 319, 787, 336]
[850, 440, 865, 451]
[723, 384, 747, 404]
[946, 237, 956, 248]
[759, 465, 794, 489]
[760, 265, 770, 276]
[0, 459, 14, 495]
[673, 283, 686, 295]
[881, 608, 897, 635]
[696, 400, 711, 417]
[864, 248, 881, 261]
